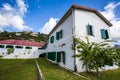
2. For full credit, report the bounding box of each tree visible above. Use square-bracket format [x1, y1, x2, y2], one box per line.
[116, 48, 120, 66]
[7, 48, 14, 54]
[73, 37, 118, 76]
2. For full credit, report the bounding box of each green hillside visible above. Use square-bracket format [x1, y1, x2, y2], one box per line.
[0, 31, 48, 42]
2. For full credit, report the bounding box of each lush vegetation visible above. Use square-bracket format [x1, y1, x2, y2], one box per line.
[0, 59, 38, 80]
[80, 68, 120, 80]
[37, 58, 87, 80]
[73, 37, 119, 76]
[7, 48, 14, 54]
[0, 31, 48, 42]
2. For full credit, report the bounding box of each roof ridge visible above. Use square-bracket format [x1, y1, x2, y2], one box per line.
[49, 4, 112, 35]
[72, 4, 96, 11]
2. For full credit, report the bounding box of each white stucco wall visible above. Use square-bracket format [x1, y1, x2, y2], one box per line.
[74, 9, 113, 72]
[0, 48, 7, 56]
[1, 45, 44, 59]
[46, 9, 114, 72]
[74, 9, 112, 42]
[47, 14, 75, 70]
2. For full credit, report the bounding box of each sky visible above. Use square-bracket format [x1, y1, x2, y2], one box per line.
[0, 0, 120, 42]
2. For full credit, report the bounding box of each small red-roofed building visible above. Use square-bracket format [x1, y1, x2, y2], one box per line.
[0, 39, 45, 58]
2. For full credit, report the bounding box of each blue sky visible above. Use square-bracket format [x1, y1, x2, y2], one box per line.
[0, 0, 120, 42]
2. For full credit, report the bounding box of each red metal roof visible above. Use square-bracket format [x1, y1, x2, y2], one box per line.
[0, 39, 45, 47]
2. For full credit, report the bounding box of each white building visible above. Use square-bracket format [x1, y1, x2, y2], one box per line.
[45, 4, 118, 72]
[0, 39, 45, 58]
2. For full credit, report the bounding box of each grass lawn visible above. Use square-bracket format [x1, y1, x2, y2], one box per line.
[80, 68, 120, 80]
[37, 58, 87, 80]
[0, 56, 2, 58]
[0, 59, 38, 80]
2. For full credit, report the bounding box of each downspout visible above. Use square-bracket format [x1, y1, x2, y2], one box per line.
[72, 8, 77, 72]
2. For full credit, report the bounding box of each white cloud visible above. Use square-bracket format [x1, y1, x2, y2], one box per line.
[17, 0, 28, 15]
[40, 18, 59, 34]
[3, 3, 14, 11]
[100, 2, 120, 39]
[0, 0, 32, 31]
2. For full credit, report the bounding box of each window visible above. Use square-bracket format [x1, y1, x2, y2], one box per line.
[86, 24, 93, 36]
[25, 46, 32, 49]
[15, 46, 23, 48]
[100, 29, 109, 39]
[62, 51, 65, 64]
[38, 48, 42, 50]
[59, 30, 63, 39]
[39, 53, 46, 57]
[56, 51, 65, 64]
[50, 36, 54, 43]
[56, 32, 59, 40]
[0, 45, 4, 48]
[57, 52, 61, 62]
[6, 45, 14, 48]
[56, 30, 63, 40]
[47, 52, 56, 61]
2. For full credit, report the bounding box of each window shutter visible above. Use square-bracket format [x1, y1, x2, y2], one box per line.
[87, 24, 93, 36]
[56, 32, 59, 40]
[57, 52, 61, 62]
[105, 30, 109, 39]
[62, 52, 65, 64]
[87, 25, 90, 35]
[47, 52, 56, 61]
[47, 52, 51, 59]
[100, 29, 106, 39]
[59, 30, 63, 39]
[50, 36, 54, 43]
[52, 52, 56, 61]
[50, 37, 52, 43]
[90, 26, 93, 35]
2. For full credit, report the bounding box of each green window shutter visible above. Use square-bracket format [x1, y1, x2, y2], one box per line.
[90, 26, 93, 35]
[47, 52, 50, 59]
[100, 29, 106, 39]
[62, 52, 65, 64]
[87, 25, 90, 35]
[57, 52, 61, 62]
[56, 32, 59, 40]
[50, 36, 54, 43]
[100, 29, 109, 39]
[87, 24, 93, 36]
[47, 52, 56, 61]
[50, 52, 56, 61]
[53, 52, 56, 61]
[50, 52, 52, 60]
[48, 52, 51, 60]
[105, 30, 109, 39]
[59, 30, 63, 39]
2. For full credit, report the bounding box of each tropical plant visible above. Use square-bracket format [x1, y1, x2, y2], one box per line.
[73, 37, 119, 76]
[7, 48, 14, 54]
[116, 48, 120, 66]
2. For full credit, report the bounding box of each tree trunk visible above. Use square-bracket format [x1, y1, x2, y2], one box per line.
[86, 64, 89, 73]
[96, 67, 100, 77]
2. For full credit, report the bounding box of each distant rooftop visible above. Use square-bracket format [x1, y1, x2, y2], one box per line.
[0, 39, 45, 47]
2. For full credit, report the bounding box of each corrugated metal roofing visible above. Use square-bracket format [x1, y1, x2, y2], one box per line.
[0, 39, 45, 47]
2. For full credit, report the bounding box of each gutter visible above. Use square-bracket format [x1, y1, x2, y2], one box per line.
[72, 8, 77, 72]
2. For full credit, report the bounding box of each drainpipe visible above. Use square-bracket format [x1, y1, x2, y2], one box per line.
[72, 7, 77, 72]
